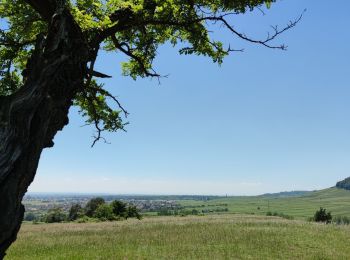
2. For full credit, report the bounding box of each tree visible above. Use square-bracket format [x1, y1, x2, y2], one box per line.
[23, 212, 36, 222]
[94, 204, 115, 221]
[126, 204, 142, 220]
[85, 197, 105, 217]
[111, 200, 127, 218]
[314, 207, 332, 224]
[44, 207, 67, 223]
[0, 0, 301, 256]
[68, 203, 84, 221]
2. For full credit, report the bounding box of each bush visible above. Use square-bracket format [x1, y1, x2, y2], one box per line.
[191, 209, 199, 215]
[85, 197, 105, 217]
[127, 205, 142, 220]
[69, 204, 84, 221]
[44, 208, 67, 223]
[94, 204, 115, 221]
[24, 212, 37, 221]
[76, 216, 95, 223]
[314, 207, 332, 224]
[111, 200, 127, 218]
[266, 211, 294, 220]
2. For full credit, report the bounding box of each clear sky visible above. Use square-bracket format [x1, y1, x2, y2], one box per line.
[29, 0, 350, 195]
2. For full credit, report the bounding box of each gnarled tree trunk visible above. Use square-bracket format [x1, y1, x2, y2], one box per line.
[0, 3, 89, 257]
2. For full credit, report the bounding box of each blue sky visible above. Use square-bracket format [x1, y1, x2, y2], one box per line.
[29, 0, 350, 195]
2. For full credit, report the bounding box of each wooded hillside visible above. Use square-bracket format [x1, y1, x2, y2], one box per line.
[336, 177, 350, 190]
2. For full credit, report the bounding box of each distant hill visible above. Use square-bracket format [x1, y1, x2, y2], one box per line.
[336, 177, 350, 190]
[260, 191, 311, 198]
[178, 187, 350, 219]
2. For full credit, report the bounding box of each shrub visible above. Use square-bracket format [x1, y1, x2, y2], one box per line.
[127, 205, 142, 220]
[191, 209, 199, 215]
[314, 207, 332, 224]
[44, 208, 67, 223]
[266, 211, 294, 220]
[94, 204, 115, 221]
[85, 197, 105, 217]
[76, 216, 94, 223]
[111, 200, 127, 218]
[24, 212, 36, 221]
[68, 204, 84, 221]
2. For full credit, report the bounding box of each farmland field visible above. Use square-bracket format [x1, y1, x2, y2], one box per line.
[178, 188, 350, 219]
[6, 214, 350, 259]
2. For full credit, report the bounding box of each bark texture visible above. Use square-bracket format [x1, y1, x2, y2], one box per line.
[0, 4, 88, 257]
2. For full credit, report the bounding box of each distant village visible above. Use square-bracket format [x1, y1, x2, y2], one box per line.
[23, 194, 182, 216]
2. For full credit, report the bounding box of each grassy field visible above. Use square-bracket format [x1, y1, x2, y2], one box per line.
[6, 214, 350, 259]
[179, 188, 350, 219]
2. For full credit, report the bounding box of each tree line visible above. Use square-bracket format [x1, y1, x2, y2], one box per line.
[25, 198, 141, 223]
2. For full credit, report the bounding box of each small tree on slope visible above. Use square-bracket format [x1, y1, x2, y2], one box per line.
[314, 208, 332, 224]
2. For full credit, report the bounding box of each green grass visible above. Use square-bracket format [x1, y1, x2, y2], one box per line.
[6, 214, 350, 259]
[179, 188, 350, 219]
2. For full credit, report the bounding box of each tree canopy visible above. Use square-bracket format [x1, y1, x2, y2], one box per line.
[0, 0, 301, 144]
[85, 197, 105, 217]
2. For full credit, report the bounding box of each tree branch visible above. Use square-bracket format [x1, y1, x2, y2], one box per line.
[86, 86, 129, 118]
[98, 10, 304, 51]
[111, 35, 160, 78]
[215, 11, 305, 50]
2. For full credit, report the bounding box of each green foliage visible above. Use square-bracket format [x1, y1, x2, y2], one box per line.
[157, 207, 217, 216]
[74, 81, 128, 140]
[76, 216, 96, 223]
[44, 208, 67, 223]
[24, 212, 37, 222]
[336, 177, 350, 190]
[110, 200, 142, 220]
[111, 200, 127, 217]
[266, 211, 294, 220]
[85, 197, 106, 217]
[0, 0, 277, 140]
[94, 204, 115, 221]
[77, 198, 142, 221]
[68, 204, 84, 221]
[314, 207, 332, 224]
[126, 204, 142, 220]
[0, 0, 46, 95]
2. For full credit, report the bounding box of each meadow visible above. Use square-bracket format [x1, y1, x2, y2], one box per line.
[6, 214, 350, 259]
[179, 188, 350, 219]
